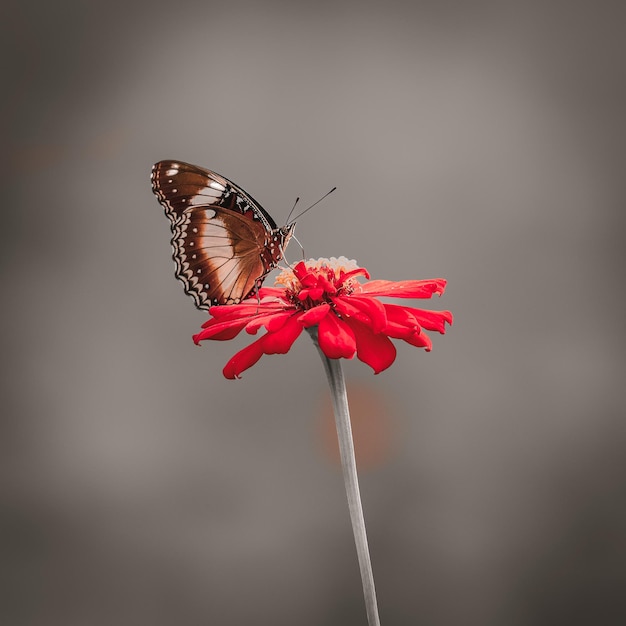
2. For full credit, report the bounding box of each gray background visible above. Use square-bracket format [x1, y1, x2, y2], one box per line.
[2, 1, 625, 624]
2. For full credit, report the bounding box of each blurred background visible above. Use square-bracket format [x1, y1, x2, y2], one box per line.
[2, 0, 625, 624]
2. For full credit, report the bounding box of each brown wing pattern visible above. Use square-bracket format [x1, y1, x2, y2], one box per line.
[151, 160, 278, 231]
[171, 205, 267, 308]
[152, 160, 283, 308]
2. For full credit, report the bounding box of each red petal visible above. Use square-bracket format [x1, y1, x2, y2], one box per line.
[222, 337, 266, 379]
[294, 262, 316, 286]
[244, 310, 291, 334]
[266, 311, 294, 332]
[382, 303, 419, 338]
[293, 261, 309, 280]
[262, 315, 303, 354]
[193, 317, 249, 343]
[411, 308, 453, 333]
[298, 287, 325, 301]
[360, 278, 447, 299]
[208, 302, 282, 322]
[336, 266, 370, 286]
[193, 324, 243, 343]
[208, 303, 259, 319]
[344, 318, 396, 374]
[318, 313, 357, 359]
[221, 316, 303, 379]
[299, 303, 331, 327]
[257, 287, 288, 300]
[387, 304, 453, 334]
[381, 325, 414, 340]
[331, 298, 366, 323]
[316, 274, 337, 295]
[333, 295, 387, 333]
[404, 331, 433, 351]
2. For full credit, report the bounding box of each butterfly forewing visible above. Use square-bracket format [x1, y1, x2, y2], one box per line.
[152, 161, 278, 228]
[152, 160, 293, 309]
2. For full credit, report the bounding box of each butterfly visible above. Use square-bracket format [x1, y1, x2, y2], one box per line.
[151, 160, 295, 309]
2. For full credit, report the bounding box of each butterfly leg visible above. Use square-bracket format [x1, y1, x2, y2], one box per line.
[291, 234, 305, 260]
[253, 278, 263, 311]
[277, 237, 303, 273]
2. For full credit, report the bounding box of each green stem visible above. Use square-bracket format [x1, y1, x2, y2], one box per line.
[308, 328, 381, 626]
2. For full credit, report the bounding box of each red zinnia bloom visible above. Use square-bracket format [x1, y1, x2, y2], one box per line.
[193, 257, 453, 379]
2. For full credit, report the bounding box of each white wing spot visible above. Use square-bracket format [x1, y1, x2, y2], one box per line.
[204, 209, 216, 219]
[189, 242, 194, 246]
[197, 269, 202, 274]
[166, 168, 178, 176]
[209, 181, 226, 192]
[192, 254, 196, 259]
[193, 227, 198, 233]
[204, 283, 210, 289]
[172, 188, 177, 193]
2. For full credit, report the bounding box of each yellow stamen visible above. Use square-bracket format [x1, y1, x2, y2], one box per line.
[274, 257, 360, 290]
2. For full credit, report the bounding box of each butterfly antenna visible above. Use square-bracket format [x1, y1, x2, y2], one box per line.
[287, 187, 336, 225]
[285, 196, 300, 226]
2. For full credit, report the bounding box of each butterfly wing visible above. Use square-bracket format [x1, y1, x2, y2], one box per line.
[151, 160, 280, 308]
[171, 205, 268, 308]
[151, 160, 278, 230]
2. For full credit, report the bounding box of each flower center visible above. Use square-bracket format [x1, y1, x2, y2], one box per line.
[275, 257, 363, 309]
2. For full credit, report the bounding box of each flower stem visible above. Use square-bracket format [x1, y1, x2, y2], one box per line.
[308, 328, 381, 626]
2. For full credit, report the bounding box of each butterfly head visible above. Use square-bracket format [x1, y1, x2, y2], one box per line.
[280, 222, 296, 247]
[264, 222, 296, 270]
[280, 223, 297, 260]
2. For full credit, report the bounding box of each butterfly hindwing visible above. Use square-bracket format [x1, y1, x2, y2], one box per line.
[171, 205, 266, 309]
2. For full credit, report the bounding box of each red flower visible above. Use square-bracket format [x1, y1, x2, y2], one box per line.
[193, 257, 453, 379]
